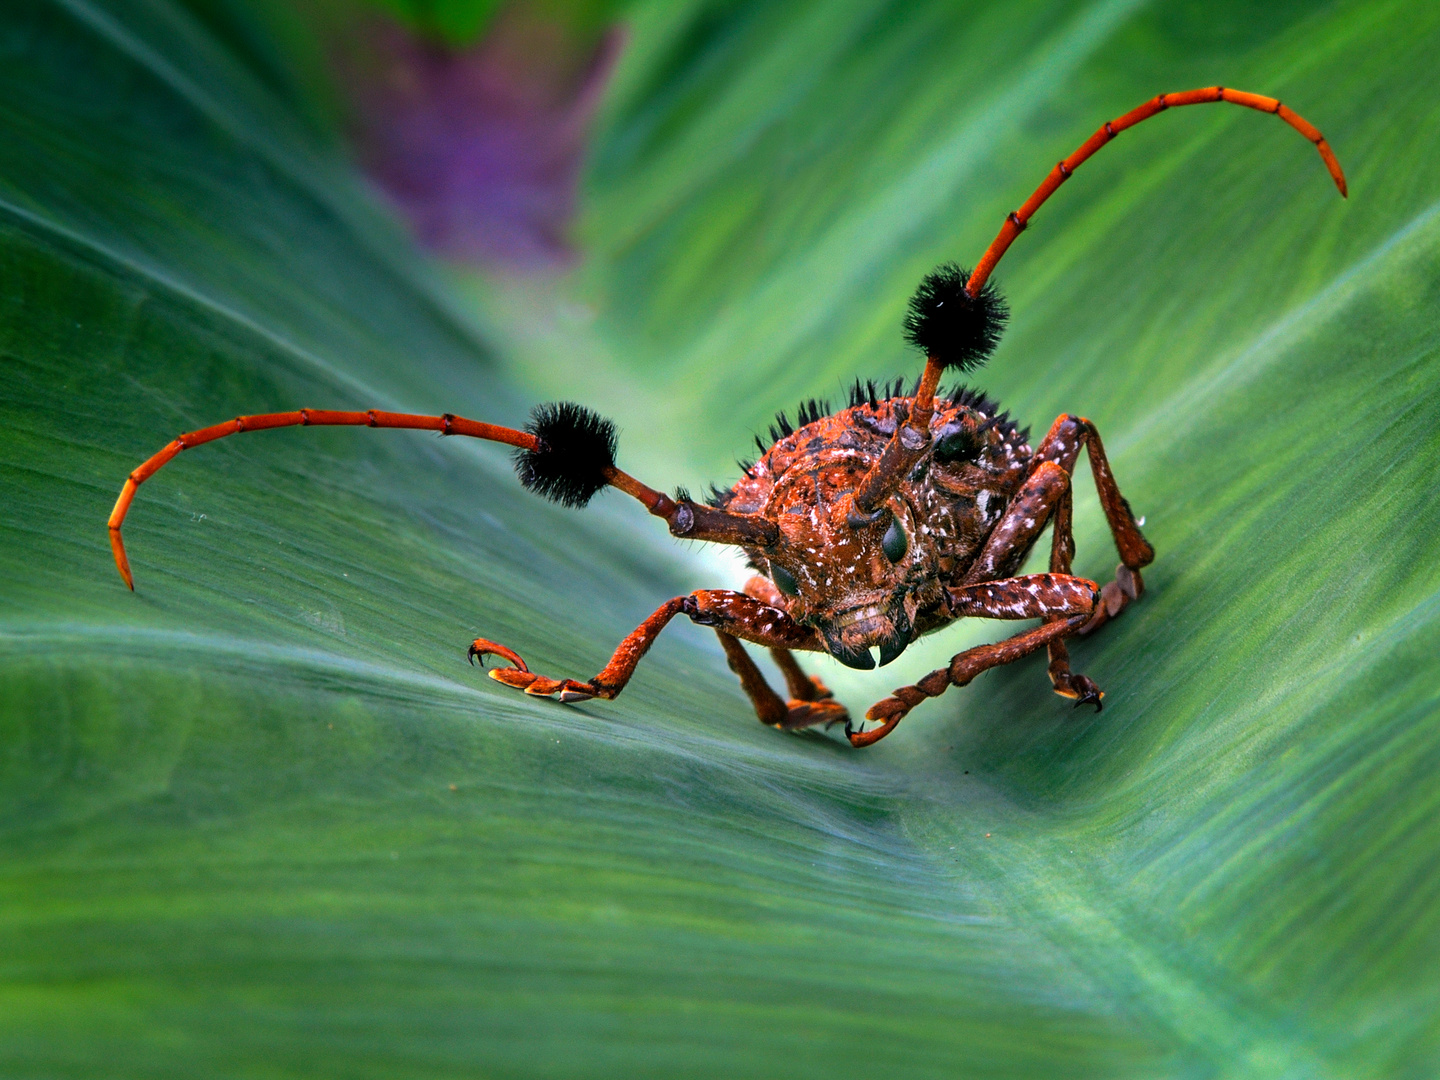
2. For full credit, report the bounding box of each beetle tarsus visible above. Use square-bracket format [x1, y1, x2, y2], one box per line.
[779, 698, 849, 731]
[847, 713, 903, 748]
[1058, 674, 1104, 711]
[468, 638, 530, 673]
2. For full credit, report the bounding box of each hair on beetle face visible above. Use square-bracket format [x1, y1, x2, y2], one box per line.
[515, 401, 618, 508]
[903, 262, 1009, 372]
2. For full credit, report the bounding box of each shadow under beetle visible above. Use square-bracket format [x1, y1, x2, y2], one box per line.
[109, 87, 1347, 747]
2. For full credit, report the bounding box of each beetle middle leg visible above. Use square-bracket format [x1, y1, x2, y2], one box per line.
[741, 574, 836, 708]
[1032, 414, 1153, 621]
[714, 633, 848, 731]
[471, 589, 846, 730]
[966, 416, 1152, 585]
[689, 589, 847, 730]
[960, 461, 1101, 702]
[1031, 415, 1153, 702]
[769, 648, 834, 703]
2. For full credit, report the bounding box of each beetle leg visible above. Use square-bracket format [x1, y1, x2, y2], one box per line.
[965, 415, 1151, 701]
[472, 589, 845, 729]
[742, 573, 787, 607]
[714, 632, 787, 726]
[1043, 481, 1103, 707]
[1030, 415, 1153, 572]
[946, 573, 1100, 621]
[715, 633, 847, 731]
[850, 577, 1096, 746]
[769, 648, 834, 703]
[470, 596, 691, 703]
[966, 411, 1154, 584]
[964, 461, 1072, 582]
[693, 591, 846, 730]
[1029, 414, 1151, 640]
[741, 575, 835, 706]
[853, 615, 1090, 747]
[1076, 563, 1145, 636]
[1046, 635, 1104, 708]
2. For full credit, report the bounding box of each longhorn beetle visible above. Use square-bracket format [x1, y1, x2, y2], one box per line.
[109, 88, 1346, 747]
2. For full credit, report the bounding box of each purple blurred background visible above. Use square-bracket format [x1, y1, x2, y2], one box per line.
[341, 3, 624, 269]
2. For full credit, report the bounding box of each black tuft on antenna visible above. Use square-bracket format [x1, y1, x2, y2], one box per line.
[903, 262, 1009, 372]
[515, 402, 618, 508]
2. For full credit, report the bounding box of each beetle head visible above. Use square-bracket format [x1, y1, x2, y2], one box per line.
[761, 450, 929, 670]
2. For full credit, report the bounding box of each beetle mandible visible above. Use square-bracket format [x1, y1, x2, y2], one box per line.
[108, 87, 1346, 746]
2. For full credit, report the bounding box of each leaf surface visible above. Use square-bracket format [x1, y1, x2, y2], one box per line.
[3, 0, 1440, 1076]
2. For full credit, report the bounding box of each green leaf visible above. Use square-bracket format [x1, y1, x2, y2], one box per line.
[4, 0, 1440, 1076]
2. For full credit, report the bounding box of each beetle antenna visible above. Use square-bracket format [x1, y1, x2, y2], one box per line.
[905, 86, 1347, 433]
[849, 87, 1346, 525]
[965, 86, 1345, 300]
[108, 404, 774, 589]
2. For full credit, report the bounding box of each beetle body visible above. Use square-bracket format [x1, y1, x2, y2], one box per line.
[107, 86, 1346, 746]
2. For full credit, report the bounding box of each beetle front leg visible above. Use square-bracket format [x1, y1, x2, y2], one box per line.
[470, 595, 691, 703]
[471, 589, 846, 730]
[854, 614, 1091, 747]
[851, 574, 1098, 746]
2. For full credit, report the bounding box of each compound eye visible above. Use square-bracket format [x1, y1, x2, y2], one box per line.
[934, 427, 980, 463]
[770, 561, 800, 596]
[882, 517, 908, 563]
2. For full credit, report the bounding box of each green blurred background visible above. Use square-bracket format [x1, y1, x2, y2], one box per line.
[3, 0, 1439, 1075]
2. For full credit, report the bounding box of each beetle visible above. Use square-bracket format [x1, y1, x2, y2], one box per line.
[108, 87, 1346, 747]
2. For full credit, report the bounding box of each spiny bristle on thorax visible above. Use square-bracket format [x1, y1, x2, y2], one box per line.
[846, 377, 912, 410]
[514, 401, 618, 508]
[904, 263, 1008, 372]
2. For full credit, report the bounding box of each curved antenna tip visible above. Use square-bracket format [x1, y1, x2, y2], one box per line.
[110, 531, 135, 590]
[1315, 139, 1347, 198]
[109, 478, 138, 590]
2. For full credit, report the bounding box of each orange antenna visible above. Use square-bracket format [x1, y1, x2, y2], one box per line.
[107, 407, 777, 590]
[897, 87, 1347, 437]
[965, 86, 1347, 298]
